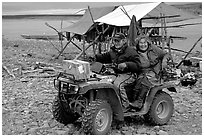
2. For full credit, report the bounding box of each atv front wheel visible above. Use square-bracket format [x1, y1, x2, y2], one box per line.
[144, 91, 174, 125]
[52, 96, 78, 125]
[82, 99, 113, 135]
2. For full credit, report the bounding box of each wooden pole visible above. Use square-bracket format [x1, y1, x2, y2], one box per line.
[160, 13, 165, 50]
[55, 35, 75, 59]
[166, 37, 173, 61]
[141, 15, 180, 20]
[75, 25, 110, 59]
[82, 35, 86, 59]
[88, 6, 100, 34]
[120, 6, 131, 20]
[70, 41, 82, 51]
[60, 20, 63, 50]
[75, 35, 100, 60]
[45, 36, 61, 53]
[162, 46, 193, 54]
[163, 15, 173, 62]
[176, 36, 202, 68]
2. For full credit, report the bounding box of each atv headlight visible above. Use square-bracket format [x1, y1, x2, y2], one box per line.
[69, 84, 79, 92]
[54, 79, 60, 91]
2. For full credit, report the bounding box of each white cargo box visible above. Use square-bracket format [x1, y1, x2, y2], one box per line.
[63, 60, 91, 80]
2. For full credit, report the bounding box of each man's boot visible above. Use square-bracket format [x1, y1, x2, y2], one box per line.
[129, 98, 143, 109]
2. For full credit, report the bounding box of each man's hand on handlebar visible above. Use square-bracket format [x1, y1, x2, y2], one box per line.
[88, 56, 96, 62]
[118, 63, 127, 71]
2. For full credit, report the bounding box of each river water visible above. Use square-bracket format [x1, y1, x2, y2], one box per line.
[2, 15, 81, 40]
[2, 16, 202, 52]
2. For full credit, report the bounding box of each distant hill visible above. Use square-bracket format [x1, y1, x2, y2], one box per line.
[172, 3, 202, 16]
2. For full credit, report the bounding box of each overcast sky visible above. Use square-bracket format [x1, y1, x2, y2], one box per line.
[2, 2, 149, 11]
[2, 1, 198, 15]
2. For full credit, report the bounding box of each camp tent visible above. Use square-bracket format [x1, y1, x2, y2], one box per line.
[57, 2, 200, 59]
[62, 6, 115, 35]
[62, 2, 199, 35]
[95, 2, 198, 26]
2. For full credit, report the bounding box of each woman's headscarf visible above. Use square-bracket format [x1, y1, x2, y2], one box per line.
[135, 35, 152, 52]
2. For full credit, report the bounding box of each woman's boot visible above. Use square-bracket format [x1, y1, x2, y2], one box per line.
[130, 84, 150, 109]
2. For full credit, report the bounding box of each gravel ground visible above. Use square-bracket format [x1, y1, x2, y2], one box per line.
[2, 38, 202, 135]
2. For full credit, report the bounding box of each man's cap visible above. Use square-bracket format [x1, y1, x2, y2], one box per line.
[112, 33, 126, 40]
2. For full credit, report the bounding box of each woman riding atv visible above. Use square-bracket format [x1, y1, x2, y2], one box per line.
[131, 35, 171, 108]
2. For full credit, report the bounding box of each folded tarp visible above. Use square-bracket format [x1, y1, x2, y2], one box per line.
[62, 6, 115, 35]
[95, 2, 199, 26]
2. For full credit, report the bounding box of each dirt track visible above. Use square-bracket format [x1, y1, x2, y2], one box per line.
[2, 38, 202, 135]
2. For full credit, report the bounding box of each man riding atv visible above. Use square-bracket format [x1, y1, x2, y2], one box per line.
[90, 32, 141, 110]
[52, 33, 177, 135]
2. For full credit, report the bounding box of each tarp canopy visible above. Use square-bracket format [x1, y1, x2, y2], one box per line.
[95, 2, 199, 26]
[62, 6, 115, 35]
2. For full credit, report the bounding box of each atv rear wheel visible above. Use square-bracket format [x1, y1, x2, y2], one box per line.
[52, 96, 78, 125]
[144, 91, 174, 125]
[82, 99, 113, 135]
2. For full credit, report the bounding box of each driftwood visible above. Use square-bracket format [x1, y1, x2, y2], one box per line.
[18, 61, 62, 79]
[22, 69, 40, 74]
[3, 61, 60, 80]
[26, 74, 58, 78]
[35, 62, 55, 68]
[42, 67, 56, 72]
[3, 66, 16, 78]
[12, 66, 23, 76]
[190, 56, 202, 61]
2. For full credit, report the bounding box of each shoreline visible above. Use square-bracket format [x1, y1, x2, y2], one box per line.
[2, 14, 83, 20]
[2, 16, 202, 52]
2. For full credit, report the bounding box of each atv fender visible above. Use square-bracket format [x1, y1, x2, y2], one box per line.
[78, 82, 124, 121]
[139, 82, 177, 115]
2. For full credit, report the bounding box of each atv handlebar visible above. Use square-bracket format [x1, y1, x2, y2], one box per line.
[103, 63, 118, 69]
[101, 63, 120, 76]
[90, 62, 119, 75]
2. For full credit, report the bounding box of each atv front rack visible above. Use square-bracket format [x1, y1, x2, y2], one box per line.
[54, 72, 80, 94]
[57, 72, 75, 81]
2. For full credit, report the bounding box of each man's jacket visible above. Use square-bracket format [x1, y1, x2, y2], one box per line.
[95, 44, 141, 74]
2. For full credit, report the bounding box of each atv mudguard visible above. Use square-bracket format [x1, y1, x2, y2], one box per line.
[139, 82, 177, 115]
[78, 81, 124, 121]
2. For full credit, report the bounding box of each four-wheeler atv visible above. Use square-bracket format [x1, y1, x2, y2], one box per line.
[52, 59, 177, 135]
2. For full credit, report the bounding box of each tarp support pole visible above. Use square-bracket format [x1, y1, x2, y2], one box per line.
[55, 35, 75, 59]
[120, 6, 131, 20]
[166, 37, 173, 62]
[82, 35, 86, 59]
[70, 41, 82, 51]
[45, 36, 61, 53]
[60, 20, 63, 50]
[75, 34, 101, 60]
[88, 6, 100, 34]
[75, 42, 95, 60]
[160, 13, 165, 50]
